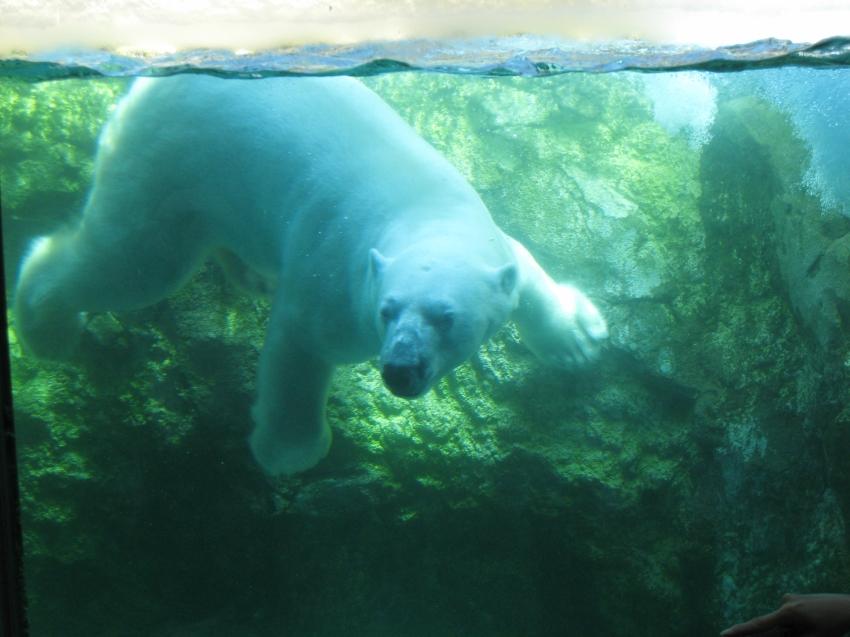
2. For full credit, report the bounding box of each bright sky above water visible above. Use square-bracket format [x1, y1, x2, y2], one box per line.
[1, 0, 849, 55]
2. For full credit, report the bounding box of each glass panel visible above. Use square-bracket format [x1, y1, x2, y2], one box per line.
[2, 51, 850, 637]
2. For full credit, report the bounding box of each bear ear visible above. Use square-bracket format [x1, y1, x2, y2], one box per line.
[495, 263, 518, 296]
[369, 248, 391, 278]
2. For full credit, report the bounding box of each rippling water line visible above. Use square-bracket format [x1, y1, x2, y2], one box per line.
[2, 36, 850, 80]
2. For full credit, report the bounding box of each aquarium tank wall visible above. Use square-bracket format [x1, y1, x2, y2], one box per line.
[2, 2, 850, 636]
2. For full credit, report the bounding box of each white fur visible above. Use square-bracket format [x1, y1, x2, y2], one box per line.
[15, 75, 607, 475]
[507, 235, 608, 368]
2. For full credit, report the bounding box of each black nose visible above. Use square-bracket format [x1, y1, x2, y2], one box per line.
[381, 360, 427, 398]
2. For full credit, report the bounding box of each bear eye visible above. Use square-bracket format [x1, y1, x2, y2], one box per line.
[380, 300, 399, 323]
[433, 310, 454, 331]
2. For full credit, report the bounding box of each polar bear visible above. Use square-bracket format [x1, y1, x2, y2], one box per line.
[15, 75, 607, 475]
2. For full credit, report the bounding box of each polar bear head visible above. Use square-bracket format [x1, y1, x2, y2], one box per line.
[370, 246, 517, 398]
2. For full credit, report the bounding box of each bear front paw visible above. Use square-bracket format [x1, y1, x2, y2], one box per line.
[518, 282, 608, 369]
[553, 283, 608, 366]
[248, 408, 333, 476]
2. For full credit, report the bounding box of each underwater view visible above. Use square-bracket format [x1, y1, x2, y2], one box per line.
[3, 40, 850, 636]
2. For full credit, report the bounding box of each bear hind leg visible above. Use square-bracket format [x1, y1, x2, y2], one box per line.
[14, 211, 208, 359]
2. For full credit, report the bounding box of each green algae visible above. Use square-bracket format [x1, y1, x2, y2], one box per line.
[0, 79, 126, 231]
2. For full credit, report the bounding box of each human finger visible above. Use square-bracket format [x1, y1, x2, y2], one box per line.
[721, 608, 787, 636]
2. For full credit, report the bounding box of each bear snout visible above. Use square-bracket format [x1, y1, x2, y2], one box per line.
[381, 357, 430, 398]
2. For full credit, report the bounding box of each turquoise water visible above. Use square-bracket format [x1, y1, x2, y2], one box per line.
[3, 39, 850, 636]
